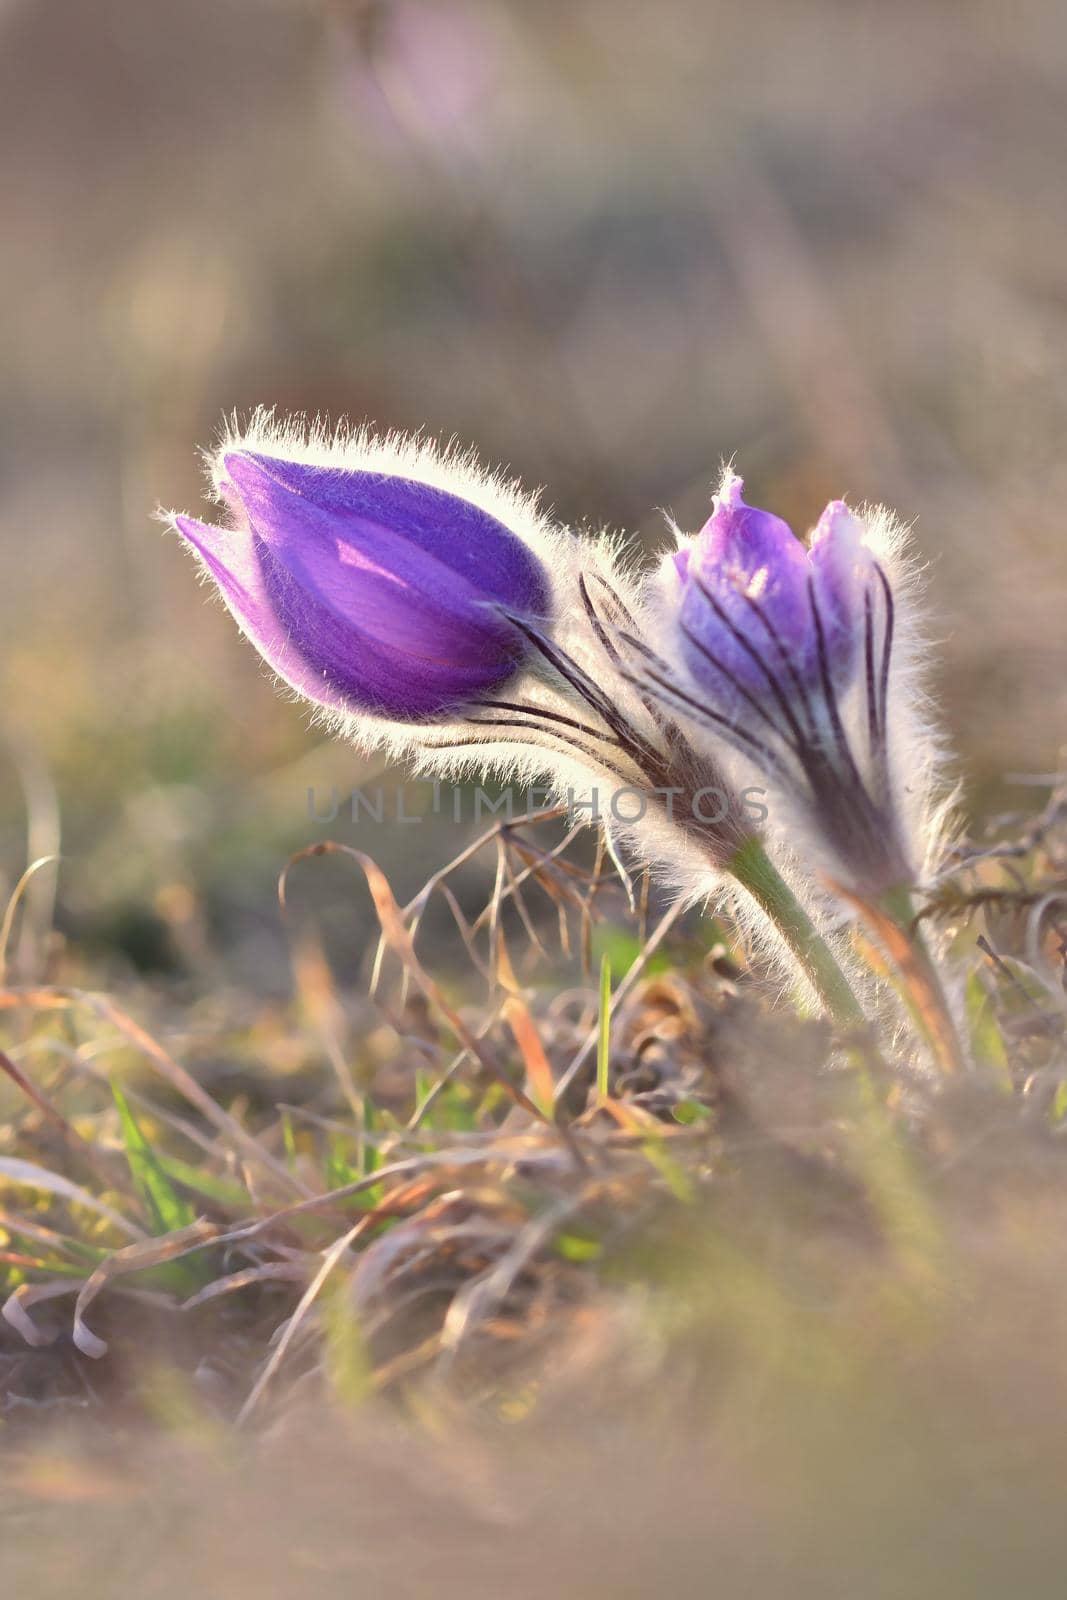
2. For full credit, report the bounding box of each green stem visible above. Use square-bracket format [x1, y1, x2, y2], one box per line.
[878, 883, 966, 1075]
[727, 844, 944, 1277]
[727, 835, 867, 1029]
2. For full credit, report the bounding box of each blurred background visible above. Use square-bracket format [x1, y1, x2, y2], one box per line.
[2, 0, 1066, 991]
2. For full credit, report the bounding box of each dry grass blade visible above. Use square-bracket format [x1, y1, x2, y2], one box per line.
[405, 806, 569, 927]
[212, 1140, 574, 1252]
[3, 1280, 83, 1347]
[0, 1156, 145, 1241]
[6, 1035, 231, 1175]
[498, 830, 593, 925]
[0, 1045, 96, 1156]
[351, 1208, 518, 1311]
[836, 889, 967, 1075]
[437, 1190, 594, 1368]
[0, 1208, 87, 1258]
[594, 1099, 696, 1203]
[0, 986, 309, 1196]
[290, 929, 364, 1120]
[1025, 891, 1067, 984]
[281, 842, 547, 1122]
[0, 855, 61, 983]
[366, 807, 571, 999]
[503, 992, 556, 1116]
[181, 1261, 311, 1313]
[437, 880, 494, 985]
[407, 1006, 506, 1131]
[553, 898, 688, 1105]
[498, 838, 549, 960]
[73, 1217, 222, 1358]
[236, 1217, 372, 1424]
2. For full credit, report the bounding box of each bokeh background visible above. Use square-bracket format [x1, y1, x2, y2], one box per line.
[2, 0, 1066, 990]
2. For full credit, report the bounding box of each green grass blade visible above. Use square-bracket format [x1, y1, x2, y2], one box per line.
[597, 955, 612, 1102]
[112, 1083, 197, 1236]
[155, 1156, 252, 1211]
[965, 970, 1012, 1090]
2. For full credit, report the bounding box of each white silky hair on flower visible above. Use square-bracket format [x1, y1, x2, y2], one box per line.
[218, 413, 617, 732]
[172, 413, 858, 1011]
[410, 525, 750, 890]
[855, 503, 958, 885]
[196, 407, 568, 741]
[408, 523, 827, 999]
[643, 486, 958, 903]
[181, 414, 721, 868]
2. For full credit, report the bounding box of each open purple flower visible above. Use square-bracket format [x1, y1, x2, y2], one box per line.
[173, 446, 551, 722]
[645, 471, 914, 894]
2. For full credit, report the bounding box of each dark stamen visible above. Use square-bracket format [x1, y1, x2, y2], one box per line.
[480, 698, 609, 743]
[578, 572, 625, 669]
[588, 570, 640, 629]
[420, 722, 637, 790]
[612, 628, 660, 663]
[578, 573, 670, 735]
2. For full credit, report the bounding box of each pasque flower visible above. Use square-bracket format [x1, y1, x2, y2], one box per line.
[645, 470, 939, 897]
[171, 425, 551, 723]
[168, 419, 869, 1030]
[164, 418, 970, 1064]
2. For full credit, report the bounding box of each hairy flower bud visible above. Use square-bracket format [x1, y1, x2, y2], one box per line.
[646, 470, 943, 897]
[172, 435, 550, 722]
[163, 420, 877, 1027]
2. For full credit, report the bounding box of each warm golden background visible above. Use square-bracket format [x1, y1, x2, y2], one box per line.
[2, 0, 1066, 983]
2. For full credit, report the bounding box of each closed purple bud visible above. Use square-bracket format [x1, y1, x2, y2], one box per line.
[174, 447, 550, 722]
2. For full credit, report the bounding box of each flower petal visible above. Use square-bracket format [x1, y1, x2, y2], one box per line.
[175, 513, 517, 718]
[809, 500, 875, 688]
[678, 472, 814, 713]
[223, 450, 547, 656]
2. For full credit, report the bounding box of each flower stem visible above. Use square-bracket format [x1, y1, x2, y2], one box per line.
[727, 836, 867, 1028]
[876, 883, 967, 1075]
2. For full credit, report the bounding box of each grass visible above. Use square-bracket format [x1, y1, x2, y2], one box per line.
[0, 782, 1065, 1589]
[596, 953, 612, 1103]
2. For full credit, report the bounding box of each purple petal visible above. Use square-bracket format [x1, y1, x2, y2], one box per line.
[176, 512, 526, 719]
[809, 500, 874, 688]
[175, 446, 551, 721]
[223, 457, 500, 664]
[254, 533, 519, 717]
[678, 474, 815, 713]
[224, 450, 546, 620]
[174, 514, 358, 710]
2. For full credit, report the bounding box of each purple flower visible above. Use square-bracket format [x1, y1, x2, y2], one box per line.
[675, 473, 871, 721]
[173, 448, 550, 722]
[649, 471, 913, 893]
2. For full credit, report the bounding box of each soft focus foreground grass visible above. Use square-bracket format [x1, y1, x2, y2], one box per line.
[1, 790, 1065, 1593]
[5, 1126, 1067, 1598]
